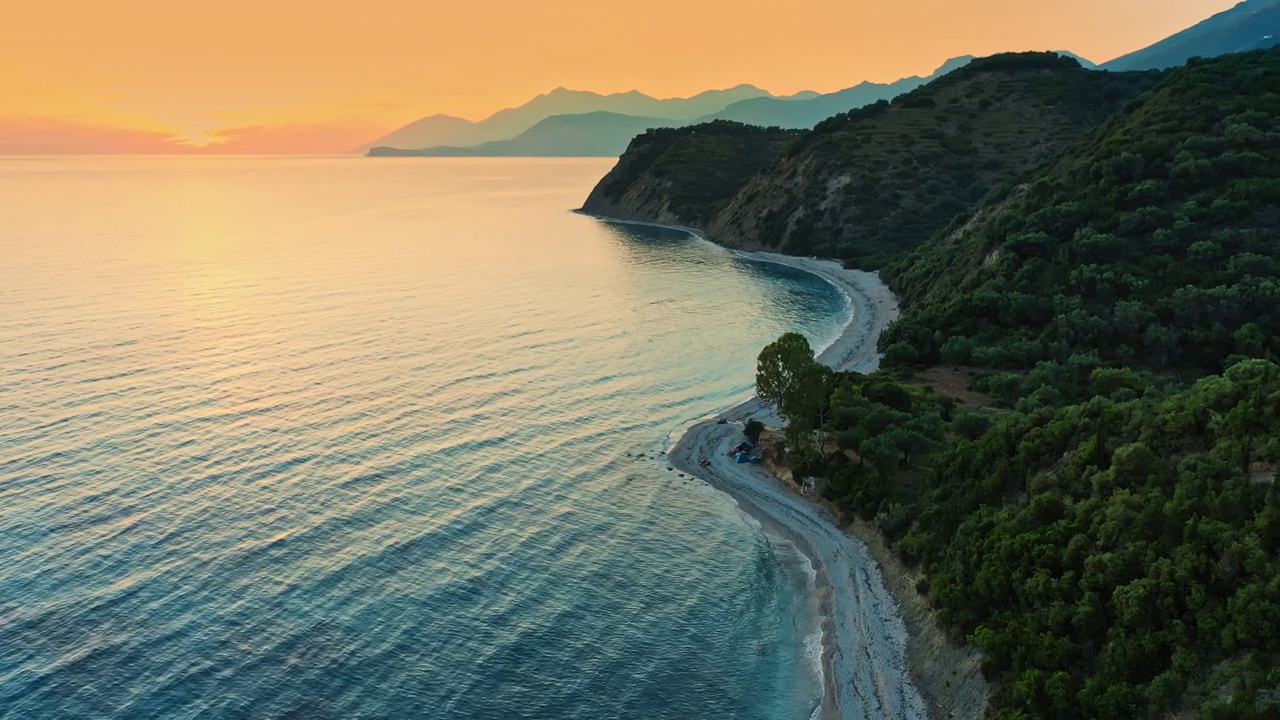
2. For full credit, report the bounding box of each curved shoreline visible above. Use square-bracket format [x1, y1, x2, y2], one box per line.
[583, 213, 935, 719]
[666, 260, 926, 720]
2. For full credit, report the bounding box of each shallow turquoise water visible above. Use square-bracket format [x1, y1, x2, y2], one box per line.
[0, 157, 848, 719]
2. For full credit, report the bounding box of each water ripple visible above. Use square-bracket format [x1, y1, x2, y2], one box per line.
[0, 157, 847, 720]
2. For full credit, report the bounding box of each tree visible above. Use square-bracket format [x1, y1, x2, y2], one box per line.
[953, 409, 992, 439]
[757, 333, 826, 423]
[752, 333, 814, 412]
[883, 427, 933, 467]
[859, 434, 899, 478]
[1210, 359, 1280, 470]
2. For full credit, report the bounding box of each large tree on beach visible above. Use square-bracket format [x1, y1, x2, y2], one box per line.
[756, 333, 834, 432]
[757, 333, 816, 416]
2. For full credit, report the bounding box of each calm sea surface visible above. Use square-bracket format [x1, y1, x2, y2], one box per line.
[0, 157, 848, 719]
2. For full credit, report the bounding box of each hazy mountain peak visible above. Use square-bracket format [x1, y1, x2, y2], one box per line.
[1103, 0, 1280, 70]
[931, 55, 978, 77]
[691, 56, 980, 131]
[362, 82, 774, 153]
[543, 86, 595, 98]
[352, 112, 476, 153]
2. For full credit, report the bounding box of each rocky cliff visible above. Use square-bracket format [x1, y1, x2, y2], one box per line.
[581, 121, 802, 233]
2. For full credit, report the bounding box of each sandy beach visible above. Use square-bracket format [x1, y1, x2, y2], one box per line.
[590, 214, 984, 720]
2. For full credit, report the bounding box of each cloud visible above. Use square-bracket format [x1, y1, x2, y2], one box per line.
[199, 119, 376, 154]
[0, 115, 188, 154]
[0, 115, 379, 155]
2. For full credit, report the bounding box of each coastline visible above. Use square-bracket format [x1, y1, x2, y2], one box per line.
[586, 213, 985, 720]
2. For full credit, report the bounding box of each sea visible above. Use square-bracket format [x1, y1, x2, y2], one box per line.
[0, 157, 851, 719]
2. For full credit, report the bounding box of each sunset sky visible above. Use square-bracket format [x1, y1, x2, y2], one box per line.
[0, 0, 1241, 153]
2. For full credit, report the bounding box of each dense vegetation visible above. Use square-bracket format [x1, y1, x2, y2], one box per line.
[728, 53, 1164, 264]
[580, 121, 801, 226]
[584, 53, 1164, 262]
[761, 353, 1280, 719]
[882, 49, 1280, 377]
[757, 49, 1280, 718]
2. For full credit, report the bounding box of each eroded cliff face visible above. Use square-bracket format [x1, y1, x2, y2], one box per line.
[580, 161, 690, 229]
[579, 121, 801, 248]
[703, 153, 816, 254]
[583, 53, 1166, 264]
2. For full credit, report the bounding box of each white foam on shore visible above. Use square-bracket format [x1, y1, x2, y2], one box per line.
[727, 248, 857, 360]
[578, 213, 858, 365]
[804, 627, 826, 687]
[769, 533, 828, 720]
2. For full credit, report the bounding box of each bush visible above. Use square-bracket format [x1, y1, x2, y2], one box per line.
[883, 341, 921, 366]
[952, 409, 992, 439]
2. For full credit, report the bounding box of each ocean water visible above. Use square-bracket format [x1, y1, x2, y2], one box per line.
[0, 157, 849, 719]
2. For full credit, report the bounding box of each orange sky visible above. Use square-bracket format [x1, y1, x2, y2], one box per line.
[0, 0, 1241, 153]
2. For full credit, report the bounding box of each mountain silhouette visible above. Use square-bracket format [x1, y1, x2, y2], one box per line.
[367, 112, 677, 157]
[1104, 0, 1280, 70]
[355, 85, 773, 153]
[695, 56, 977, 129]
[364, 57, 984, 156]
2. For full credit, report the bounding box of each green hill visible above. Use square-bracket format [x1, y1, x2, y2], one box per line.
[881, 49, 1280, 375]
[579, 121, 802, 226]
[759, 48, 1280, 719]
[583, 53, 1164, 263]
[581, 46, 1280, 720]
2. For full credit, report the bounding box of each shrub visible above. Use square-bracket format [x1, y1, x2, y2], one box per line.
[952, 409, 992, 439]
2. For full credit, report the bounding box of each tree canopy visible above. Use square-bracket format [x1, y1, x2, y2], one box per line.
[756, 48, 1280, 718]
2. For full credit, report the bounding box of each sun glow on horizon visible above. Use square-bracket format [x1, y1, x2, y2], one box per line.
[173, 129, 219, 148]
[0, 0, 1243, 154]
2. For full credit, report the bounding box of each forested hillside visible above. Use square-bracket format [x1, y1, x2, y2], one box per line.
[580, 121, 802, 228]
[709, 54, 1162, 264]
[583, 53, 1164, 263]
[880, 49, 1280, 375]
[757, 49, 1280, 718]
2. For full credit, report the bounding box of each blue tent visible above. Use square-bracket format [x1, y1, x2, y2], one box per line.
[734, 452, 751, 463]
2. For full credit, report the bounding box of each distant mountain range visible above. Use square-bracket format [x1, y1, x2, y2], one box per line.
[364, 57, 979, 157]
[695, 56, 977, 130]
[1103, 0, 1280, 71]
[355, 85, 775, 153]
[365, 0, 1280, 157]
[368, 112, 674, 157]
